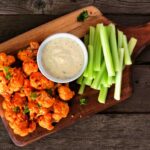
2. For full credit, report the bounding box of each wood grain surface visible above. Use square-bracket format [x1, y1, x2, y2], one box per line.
[1, 0, 150, 14]
[0, 0, 150, 149]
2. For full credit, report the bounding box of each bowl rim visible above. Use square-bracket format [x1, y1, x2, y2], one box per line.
[37, 33, 88, 83]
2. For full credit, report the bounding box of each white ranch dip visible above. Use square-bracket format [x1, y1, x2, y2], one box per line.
[42, 37, 84, 79]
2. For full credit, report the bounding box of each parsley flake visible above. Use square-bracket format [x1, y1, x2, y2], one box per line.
[5, 72, 12, 80]
[4, 67, 12, 80]
[79, 98, 88, 105]
[46, 89, 52, 96]
[23, 106, 30, 114]
[13, 106, 20, 113]
[30, 92, 38, 100]
[4, 66, 10, 73]
[77, 10, 89, 22]
[37, 103, 42, 108]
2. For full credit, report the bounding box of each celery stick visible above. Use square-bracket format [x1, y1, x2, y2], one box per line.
[91, 61, 105, 89]
[109, 24, 120, 71]
[98, 83, 102, 90]
[78, 83, 85, 95]
[93, 71, 98, 79]
[100, 24, 115, 76]
[101, 69, 109, 87]
[89, 26, 95, 45]
[76, 74, 84, 84]
[86, 45, 94, 78]
[117, 30, 123, 49]
[83, 77, 93, 86]
[106, 25, 111, 37]
[93, 24, 102, 71]
[128, 37, 137, 55]
[82, 35, 89, 77]
[114, 48, 125, 100]
[84, 34, 89, 47]
[107, 76, 113, 86]
[123, 34, 132, 65]
[98, 86, 108, 104]
[111, 76, 116, 84]
[83, 27, 95, 77]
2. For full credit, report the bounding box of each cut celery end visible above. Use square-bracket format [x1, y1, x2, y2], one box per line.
[90, 83, 100, 90]
[128, 37, 137, 55]
[123, 34, 132, 65]
[114, 71, 122, 100]
[114, 48, 125, 100]
[78, 84, 86, 95]
[98, 86, 108, 104]
[109, 23, 120, 72]
[83, 77, 93, 86]
[99, 23, 115, 76]
[107, 76, 113, 86]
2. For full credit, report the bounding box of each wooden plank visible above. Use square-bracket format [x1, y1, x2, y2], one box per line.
[1, 1, 150, 15]
[94, 0, 150, 14]
[0, 0, 94, 15]
[1, 114, 150, 149]
[0, 15, 56, 43]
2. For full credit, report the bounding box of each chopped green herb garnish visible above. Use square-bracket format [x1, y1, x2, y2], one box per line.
[23, 106, 29, 114]
[4, 66, 10, 73]
[46, 89, 52, 96]
[13, 106, 20, 113]
[30, 92, 38, 100]
[5, 72, 12, 80]
[77, 10, 89, 22]
[4, 67, 12, 80]
[79, 98, 88, 105]
[37, 103, 42, 108]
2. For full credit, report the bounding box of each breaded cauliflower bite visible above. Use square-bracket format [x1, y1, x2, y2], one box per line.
[58, 85, 75, 101]
[8, 68, 25, 93]
[0, 72, 9, 94]
[52, 100, 69, 122]
[20, 79, 33, 97]
[36, 90, 55, 108]
[38, 113, 54, 131]
[30, 72, 54, 90]
[0, 53, 15, 70]
[23, 60, 38, 76]
[18, 48, 37, 62]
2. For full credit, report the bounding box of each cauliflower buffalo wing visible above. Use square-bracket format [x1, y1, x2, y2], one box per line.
[0, 41, 75, 137]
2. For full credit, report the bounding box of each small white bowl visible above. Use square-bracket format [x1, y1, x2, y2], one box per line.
[37, 33, 88, 83]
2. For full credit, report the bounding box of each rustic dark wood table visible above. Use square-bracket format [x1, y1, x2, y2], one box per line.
[0, 1, 150, 150]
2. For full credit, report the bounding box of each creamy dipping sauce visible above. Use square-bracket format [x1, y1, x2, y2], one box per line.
[42, 37, 84, 79]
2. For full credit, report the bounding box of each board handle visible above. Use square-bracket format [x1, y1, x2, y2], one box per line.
[121, 22, 150, 61]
